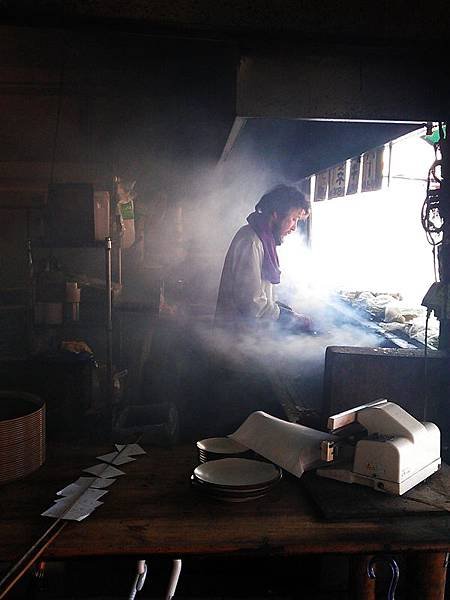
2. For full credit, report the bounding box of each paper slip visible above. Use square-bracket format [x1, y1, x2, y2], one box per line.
[116, 443, 146, 456]
[57, 482, 88, 497]
[42, 500, 104, 521]
[82, 476, 116, 489]
[54, 488, 108, 504]
[96, 451, 135, 465]
[83, 464, 125, 478]
[229, 411, 337, 478]
[58, 477, 116, 496]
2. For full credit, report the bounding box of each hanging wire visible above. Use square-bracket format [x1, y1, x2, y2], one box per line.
[50, 45, 67, 184]
[47, 40, 67, 262]
[421, 123, 445, 281]
[423, 308, 431, 421]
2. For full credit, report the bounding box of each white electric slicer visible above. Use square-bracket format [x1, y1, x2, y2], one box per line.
[317, 399, 441, 495]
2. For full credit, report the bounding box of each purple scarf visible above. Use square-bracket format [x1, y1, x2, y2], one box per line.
[247, 212, 281, 284]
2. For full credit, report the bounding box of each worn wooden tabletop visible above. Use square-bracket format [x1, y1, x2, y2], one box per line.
[0, 442, 449, 561]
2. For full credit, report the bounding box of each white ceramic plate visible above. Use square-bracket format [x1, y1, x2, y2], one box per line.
[196, 437, 249, 454]
[193, 458, 281, 489]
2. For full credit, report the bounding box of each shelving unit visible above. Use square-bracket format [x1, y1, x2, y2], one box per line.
[28, 236, 121, 433]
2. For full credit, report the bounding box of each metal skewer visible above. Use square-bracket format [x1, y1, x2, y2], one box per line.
[0, 437, 143, 598]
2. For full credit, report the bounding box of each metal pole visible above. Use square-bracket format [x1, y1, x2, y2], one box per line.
[387, 141, 393, 188]
[117, 245, 122, 287]
[27, 238, 34, 355]
[105, 236, 113, 433]
[0, 521, 67, 599]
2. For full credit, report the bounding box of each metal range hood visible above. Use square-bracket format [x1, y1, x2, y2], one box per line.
[220, 42, 450, 161]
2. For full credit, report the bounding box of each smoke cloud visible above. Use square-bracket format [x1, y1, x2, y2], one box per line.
[128, 124, 383, 432]
[157, 141, 383, 424]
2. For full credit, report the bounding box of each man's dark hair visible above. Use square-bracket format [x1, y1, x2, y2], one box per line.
[255, 184, 310, 219]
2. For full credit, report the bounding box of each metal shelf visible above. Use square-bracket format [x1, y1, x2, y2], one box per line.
[31, 239, 121, 249]
[28, 236, 115, 434]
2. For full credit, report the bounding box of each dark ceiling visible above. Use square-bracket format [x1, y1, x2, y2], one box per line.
[0, 2, 438, 194]
[1, 1, 449, 48]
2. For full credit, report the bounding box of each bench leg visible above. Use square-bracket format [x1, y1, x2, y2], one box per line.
[406, 552, 448, 600]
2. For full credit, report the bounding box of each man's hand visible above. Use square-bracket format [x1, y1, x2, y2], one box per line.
[291, 312, 314, 333]
[277, 302, 315, 334]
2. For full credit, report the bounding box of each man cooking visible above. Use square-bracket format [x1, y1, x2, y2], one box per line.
[215, 184, 311, 334]
[204, 185, 312, 436]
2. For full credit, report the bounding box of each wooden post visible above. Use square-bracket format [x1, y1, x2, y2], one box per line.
[406, 552, 448, 600]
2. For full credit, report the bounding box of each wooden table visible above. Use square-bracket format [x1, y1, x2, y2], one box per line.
[0, 443, 448, 598]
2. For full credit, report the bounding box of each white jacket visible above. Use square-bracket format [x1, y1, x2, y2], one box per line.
[215, 225, 280, 330]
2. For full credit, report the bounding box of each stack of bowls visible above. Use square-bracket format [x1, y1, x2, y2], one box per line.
[196, 437, 252, 463]
[0, 391, 45, 484]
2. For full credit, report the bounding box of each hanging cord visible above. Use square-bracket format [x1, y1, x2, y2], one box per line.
[421, 124, 444, 279]
[432, 245, 439, 282]
[423, 308, 431, 421]
[50, 45, 67, 185]
[47, 41, 67, 264]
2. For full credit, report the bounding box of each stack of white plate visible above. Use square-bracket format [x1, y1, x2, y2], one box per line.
[191, 458, 282, 502]
[0, 391, 46, 484]
[196, 437, 252, 463]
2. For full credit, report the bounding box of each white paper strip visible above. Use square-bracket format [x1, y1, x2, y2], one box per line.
[96, 451, 135, 465]
[314, 170, 328, 202]
[115, 443, 146, 456]
[86, 477, 116, 489]
[57, 482, 86, 497]
[42, 500, 104, 521]
[42, 442, 145, 522]
[58, 477, 116, 496]
[328, 162, 346, 198]
[83, 464, 125, 478]
[54, 488, 108, 504]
